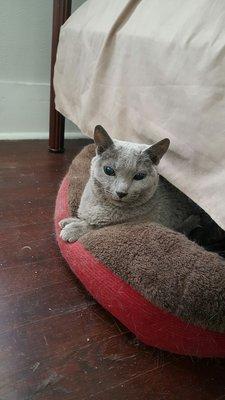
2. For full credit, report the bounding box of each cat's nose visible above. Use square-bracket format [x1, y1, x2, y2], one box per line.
[116, 191, 128, 199]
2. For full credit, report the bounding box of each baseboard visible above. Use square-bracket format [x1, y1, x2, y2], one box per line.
[0, 131, 86, 140]
[0, 80, 88, 140]
[0, 80, 88, 139]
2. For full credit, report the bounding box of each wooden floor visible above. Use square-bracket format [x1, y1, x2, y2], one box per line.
[0, 140, 225, 400]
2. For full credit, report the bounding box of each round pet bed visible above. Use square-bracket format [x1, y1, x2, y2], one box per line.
[55, 145, 225, 358]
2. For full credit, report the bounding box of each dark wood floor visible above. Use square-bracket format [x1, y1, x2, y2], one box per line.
[0, 140, 225, 400]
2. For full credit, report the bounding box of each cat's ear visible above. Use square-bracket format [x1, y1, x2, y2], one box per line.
[144, 138, 170, 165]
[94, 125, 114, 154]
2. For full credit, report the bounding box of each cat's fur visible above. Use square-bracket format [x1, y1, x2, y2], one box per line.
[60, 125, 208, 243]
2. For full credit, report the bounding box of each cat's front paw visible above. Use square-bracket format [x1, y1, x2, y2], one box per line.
[59, 217, 78, 229]
[60, 220, 89, 243]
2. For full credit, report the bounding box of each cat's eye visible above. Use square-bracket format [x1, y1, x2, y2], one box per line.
[133, 172, 147, 181]
[103, 166, 115, 176]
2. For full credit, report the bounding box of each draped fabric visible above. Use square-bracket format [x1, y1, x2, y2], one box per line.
[54, 0, 225, 229]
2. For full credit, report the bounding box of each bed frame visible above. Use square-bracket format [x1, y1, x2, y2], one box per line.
[49, 0, 72, 152]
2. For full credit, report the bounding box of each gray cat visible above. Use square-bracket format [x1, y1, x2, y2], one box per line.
[59, 125, 203, 243]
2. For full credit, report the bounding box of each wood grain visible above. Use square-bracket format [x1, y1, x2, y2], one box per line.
[0, 140, 224, 400]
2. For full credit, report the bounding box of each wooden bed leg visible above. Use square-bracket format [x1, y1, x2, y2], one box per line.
[49, 0, 72, 153]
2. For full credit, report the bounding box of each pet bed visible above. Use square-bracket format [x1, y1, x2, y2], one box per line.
[55, 145, 225, 358]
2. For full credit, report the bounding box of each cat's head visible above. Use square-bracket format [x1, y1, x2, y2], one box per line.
[91, 125, 170, 206]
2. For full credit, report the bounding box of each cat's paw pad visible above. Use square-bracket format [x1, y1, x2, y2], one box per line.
[59, 217, 78, 229]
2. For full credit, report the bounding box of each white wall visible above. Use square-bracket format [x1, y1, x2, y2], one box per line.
[0, 0, 86, 139]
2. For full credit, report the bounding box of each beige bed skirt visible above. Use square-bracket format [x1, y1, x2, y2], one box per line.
[54, 0, 225, 229]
